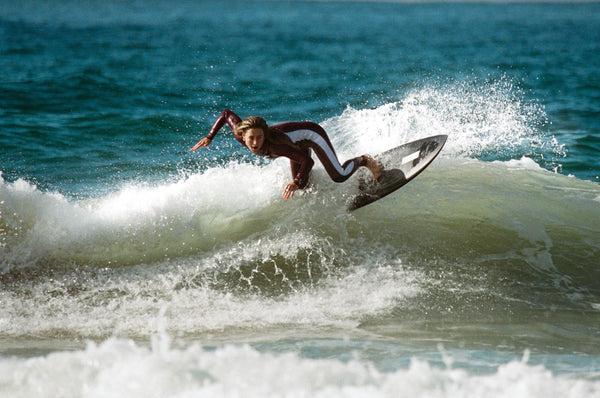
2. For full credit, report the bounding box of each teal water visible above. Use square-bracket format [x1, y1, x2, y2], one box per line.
[1, 1, 600, 396]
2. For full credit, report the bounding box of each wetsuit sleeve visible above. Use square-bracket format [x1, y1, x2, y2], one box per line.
[270, 143, 315, 187]
[206, 109, 243, 144]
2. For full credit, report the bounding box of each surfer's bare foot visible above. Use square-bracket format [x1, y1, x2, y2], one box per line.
[364, 154, 382, 180]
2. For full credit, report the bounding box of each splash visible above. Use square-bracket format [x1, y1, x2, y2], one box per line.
[0, 164, 285, 271]
[324, 75, 563, 168]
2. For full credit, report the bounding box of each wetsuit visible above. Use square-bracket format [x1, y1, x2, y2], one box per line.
[205, 109, 368, 188]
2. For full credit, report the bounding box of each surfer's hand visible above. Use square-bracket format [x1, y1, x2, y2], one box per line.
[191, 137, 212, 151]
[282, 182, 298, 199]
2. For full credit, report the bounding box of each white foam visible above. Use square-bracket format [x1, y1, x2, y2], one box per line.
[0, 161, 294, 270]
[1, 337, 598, 398]
[495, 156, 546, 171]
[0, 244, 422, 339]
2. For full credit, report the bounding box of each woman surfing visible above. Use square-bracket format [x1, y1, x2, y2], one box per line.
[191, 109, 381, 199]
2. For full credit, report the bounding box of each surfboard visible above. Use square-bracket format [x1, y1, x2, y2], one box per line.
[348, 134, 447, 211]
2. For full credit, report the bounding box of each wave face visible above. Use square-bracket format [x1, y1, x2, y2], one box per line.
[2, 83, 599, 349]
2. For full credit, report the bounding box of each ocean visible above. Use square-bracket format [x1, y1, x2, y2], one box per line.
[1, 0, 599, 396]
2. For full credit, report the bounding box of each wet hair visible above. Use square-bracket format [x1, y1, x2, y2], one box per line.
[234, 116, 297, 150]
[234, 116, 269, 137]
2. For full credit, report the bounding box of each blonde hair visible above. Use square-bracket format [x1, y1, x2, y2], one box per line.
[234, 116, 269, 137]
[234, 116, 297, 149]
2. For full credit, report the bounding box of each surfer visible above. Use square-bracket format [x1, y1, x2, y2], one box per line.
[191, 109, 382, 199]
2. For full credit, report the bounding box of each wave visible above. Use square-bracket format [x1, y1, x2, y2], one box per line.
[3, 157, 599, 341]
[2, 80, 599, 342]
[1, 77, 596, 273]
[2, 154, 598, 269]
[2, 336, 599, 398]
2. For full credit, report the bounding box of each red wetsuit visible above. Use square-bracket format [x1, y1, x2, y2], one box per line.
[205, 109, 367, 188]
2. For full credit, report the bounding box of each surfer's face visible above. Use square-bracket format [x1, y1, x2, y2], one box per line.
[243, 128, 265, 154]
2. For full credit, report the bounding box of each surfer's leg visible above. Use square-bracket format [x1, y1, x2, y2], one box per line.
[285, 123, 381, 183]
[308, 143, 381, 183]
[313, 151, 381, 182]
[322, 154, 367, 183]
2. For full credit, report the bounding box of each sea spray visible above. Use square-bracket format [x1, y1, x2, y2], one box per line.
[325, 76, 560, 169]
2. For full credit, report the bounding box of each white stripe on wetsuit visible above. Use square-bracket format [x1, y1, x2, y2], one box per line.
[285, 129, 356, 177]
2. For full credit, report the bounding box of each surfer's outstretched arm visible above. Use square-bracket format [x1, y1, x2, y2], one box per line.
[191, 109, 243, 150]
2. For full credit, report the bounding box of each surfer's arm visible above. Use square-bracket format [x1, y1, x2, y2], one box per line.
[270, 144, 314, 197]
[191, 109, 243, 151]
[286, 148, 314, 188]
